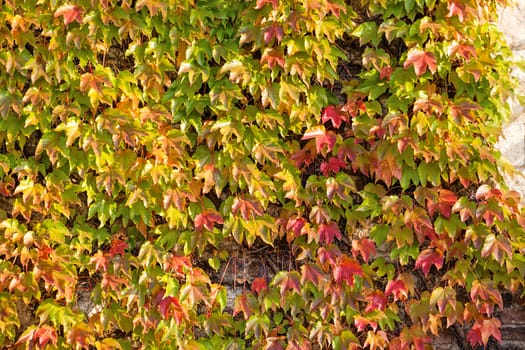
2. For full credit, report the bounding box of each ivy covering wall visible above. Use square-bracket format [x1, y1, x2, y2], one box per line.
[0, 0, 524, 348]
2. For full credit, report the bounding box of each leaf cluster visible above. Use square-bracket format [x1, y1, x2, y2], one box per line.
[0, 0, 523, 349]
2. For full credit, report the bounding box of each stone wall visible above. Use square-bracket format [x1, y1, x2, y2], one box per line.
[497, 0, 525, 200]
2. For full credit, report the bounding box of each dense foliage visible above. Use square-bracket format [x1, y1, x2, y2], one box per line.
[0, 0, 524, 348]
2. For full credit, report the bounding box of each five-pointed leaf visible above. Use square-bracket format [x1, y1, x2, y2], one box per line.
[415, 249, 444, 276]
[404, 49, 437, 76]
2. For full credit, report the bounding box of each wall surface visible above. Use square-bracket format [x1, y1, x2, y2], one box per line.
[497, 0, 525, 201]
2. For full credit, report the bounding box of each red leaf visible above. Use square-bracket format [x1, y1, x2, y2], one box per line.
[415, 249, 444, 276]
[333, 256, 363, 286]
[342, 95, 366, 117]
[351, 238, 376, 262]
[403, 49, 437, 76]
[108, 238, 128, 257]
[427, 189, 457, 219]
[379, 66, 393, 80]
[320, 157, 347, 176]
[54, 4, 83, 25]
[17, 325, 58, 348]
[318, 222, 342, 245]
[365, 291, 387, 312]
[301, 263, 326, 286]
[317, 246, 340, 268]
[448, 43, 477, 61]
[301, 126, 336, 153]
[36, 325, 58, 348]
[385, 279, 408, 301]
[90, 250, 109, 272]
[194, 209, 224, 231]
[354, 315, 377, 332]
[101, 272, 128, 291]
[438, 189, 457, 219]
[470, 280, 503, 310]
[255, 0, 279, 9]
[158, 295, 178, 318]
[67, 324, 93, 349]
[290, 143, 316, 167]
[481, 234, 512, 264]
[286, 216, 306, 243]
[321, 105, 347, 128]
[447, 1, 466, 22]
[233, 293, 255, 319]
[232, 196, 264, 220]
[264, 22, 284, 44]
[164, 254, 192, 277]
[273, 271, 301, 298]
[251, 277, 268, 294]
[467, 318, 501, 346]
[326, 0, 346, 17]
[261, 49, 285, 69]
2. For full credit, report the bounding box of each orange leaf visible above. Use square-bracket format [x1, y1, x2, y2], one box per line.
[251, 277, 268, 294]
[351, 238, 376, 262]
[385, 279, 408, 301]
[54, 4, 83, 25]
[194, 209, 224, 231]
[318, 222, 342, 245]
[404, 49, 437, 76]
[415, 249, 444, 276]
[333, 256, 363, 286]
[467, 318, 501, 346]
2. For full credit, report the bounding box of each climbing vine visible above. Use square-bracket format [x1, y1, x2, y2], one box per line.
[0, 0, 523, 348]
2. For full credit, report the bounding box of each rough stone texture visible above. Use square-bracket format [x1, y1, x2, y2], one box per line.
[497, 0, 525, 200]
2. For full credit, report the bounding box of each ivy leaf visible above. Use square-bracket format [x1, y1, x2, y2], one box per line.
[264, 23, 284, 44]
[251, 277, 268, 294]
[233, 293, 258, 320]
[354, 316, 378, 332]
[232, 196, 264, 220]
[16, 325, 58, 348]
[333, 256, 363, 286]
[101, 273, 128, 291]
[271, 271, 301, 298]
[194, 209, 224, 231]
[67, 323, 94, 349]
[255, 0, 279, 9]
[447, 1, 466, 22]
[318, 222, 342, 245]
[320, 157, 347, 176]
[364, 330, 389, 350]
[415, 249, 444, 276]
[261, 49, 285, 70]
[321, 105, 347, 128]
[351, 238, 376, 262]
[326, 0, 347, 18]
[430, 286, 456, 313]
[470, 280, 503, 310]
[54, 4, 83, 25]
[135, 0, 168, 17]
[108, 238, 128, 257]
[365, 291, 387, 312]
[481, 234, 512, 264]
[385, 279, 408, 301]
[90, 250, 109, 272]
[301, 126, 337, 154]
[467, 318, 502, 346]
[403, 49, 437, 76]
[427, 189, 457, 219]
[286, 216, 306, 243]
[301, 263, 326, 286]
